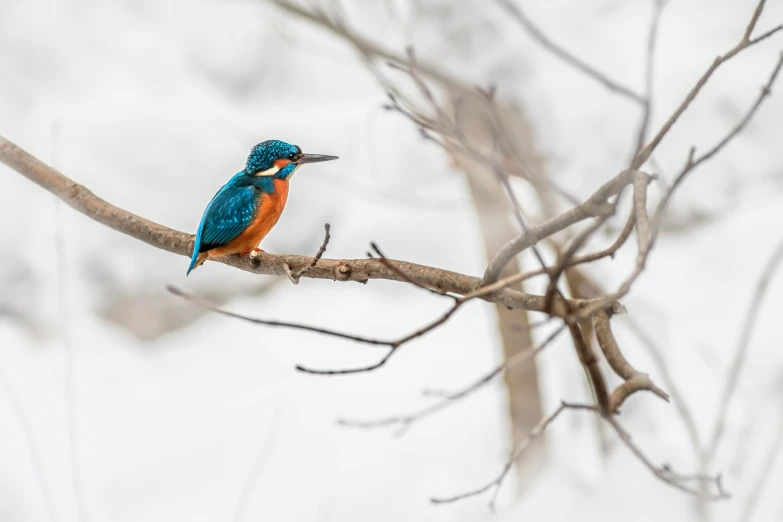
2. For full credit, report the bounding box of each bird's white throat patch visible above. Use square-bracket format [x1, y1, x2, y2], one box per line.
[254, 165, 280, 177]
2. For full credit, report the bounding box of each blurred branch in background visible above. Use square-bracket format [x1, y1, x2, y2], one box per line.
[739, 413, 783, 522]
[706, 238, 783, 463]
[0, 362, 59, 522]
[337, 323, 565, 436]
[233, 410, 282, 522]
[89, 262, 283, 342]
[491, 0, 645, 104]
[430, 401, 728, 507]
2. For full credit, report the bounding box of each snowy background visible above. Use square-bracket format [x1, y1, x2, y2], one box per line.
[1, 0, 783, 521]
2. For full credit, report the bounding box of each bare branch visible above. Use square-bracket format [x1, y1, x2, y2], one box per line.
[165, 285, 461, 375]
[338, 324, 565, 434]
[0, 134, 599, 315]
[167, 285, 393, 348]
[658, 51, 783, 213]
[540, 171, 652, 313]
[463, 215, 635, 295]
[264, 0, 465, 90]
[430, 401, 578, 508]
[632, 0, 781, 169]
[432, 401, 728, 508]
[620, 316, 702, 456]
[579, 51, 783, 320]
[166, 285, 416, 374]
[284, 223, 331, 284]
[482, 169, 637, 284]
[369, 242, 458, 301]
[633, 171, 654, 255]
[593, 310, 669, 411]
[567, 321, 610, 413]
[603, 415, 729, 500]
[168, 247, 581, 376]
[632, 0, 667, 157]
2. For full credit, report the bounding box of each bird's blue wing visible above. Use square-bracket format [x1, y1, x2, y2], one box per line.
[187, 176, 260, 274]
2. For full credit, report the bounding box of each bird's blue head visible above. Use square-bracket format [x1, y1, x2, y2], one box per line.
[244, 140, 338, 180]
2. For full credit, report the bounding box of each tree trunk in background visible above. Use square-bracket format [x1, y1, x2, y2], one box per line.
[493, 92, 613, 460]
[444, 90, 545, 489]
[481, 87, 613, 462]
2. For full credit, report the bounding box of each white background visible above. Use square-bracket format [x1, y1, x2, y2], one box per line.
[1, 0, 782, 521]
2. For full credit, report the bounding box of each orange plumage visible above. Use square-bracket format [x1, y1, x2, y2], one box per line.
[194, 178, 289, 267]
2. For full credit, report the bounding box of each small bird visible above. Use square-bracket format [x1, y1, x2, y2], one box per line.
[187, 140, 337, 275]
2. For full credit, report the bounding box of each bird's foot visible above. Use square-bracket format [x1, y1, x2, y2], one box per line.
[247, 248, 265, 259]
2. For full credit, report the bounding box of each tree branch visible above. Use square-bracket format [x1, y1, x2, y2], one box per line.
[631, 0, 781, 170]
[431, 401, 728, 508]
[0, 134, 601, 315]
[430, 401, 577, 508]
[338, 324, 565, 435]
[594, 310, 669, 411]
[578, 49, 783, 320]
[265, 0, 465, 91]
[284, 223, 331, 284]
[482, 169, 636, 284]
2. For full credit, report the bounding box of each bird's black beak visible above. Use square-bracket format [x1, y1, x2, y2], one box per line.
[296, 153, 338, 165]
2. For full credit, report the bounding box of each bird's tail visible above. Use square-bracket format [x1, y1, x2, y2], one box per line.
[186, 251, 207, 276]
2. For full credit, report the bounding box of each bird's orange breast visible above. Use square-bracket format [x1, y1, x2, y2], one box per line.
[218, 179, 290, 256]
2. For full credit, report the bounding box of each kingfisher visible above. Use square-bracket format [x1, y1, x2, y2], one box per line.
[187, 140, 338, 275]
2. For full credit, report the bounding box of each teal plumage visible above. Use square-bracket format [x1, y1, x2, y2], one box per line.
[188, 175, 259, 275]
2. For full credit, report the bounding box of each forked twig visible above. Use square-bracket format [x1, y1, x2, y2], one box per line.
[339, 324, 566, 436]
[432, 402, 728, 509]
[284, 223, 331, 284]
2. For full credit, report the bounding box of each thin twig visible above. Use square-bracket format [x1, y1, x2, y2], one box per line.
[580, 50, 783, 320]
[168, 285, 462, 375]
[284, 223, 331, 284]
[338, 324, 565, 435]
[483, 169, 637, 284]
[603, 415, 729, 500]
[430, 401, 578, 508]
[632, 0, 666, 158]
[370, 242, 458, 301]
[492, 0, 644, 104]
[168, 249, 576, 376]
[540, 171, 651, 313]
[632, 0, 781, 169]
[432, 401, 728, 508]
[265, 0, 465, 91]
[657, 51, 783, 217]
[620, 316, 703, 460]
[167, 285, 391, 346]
